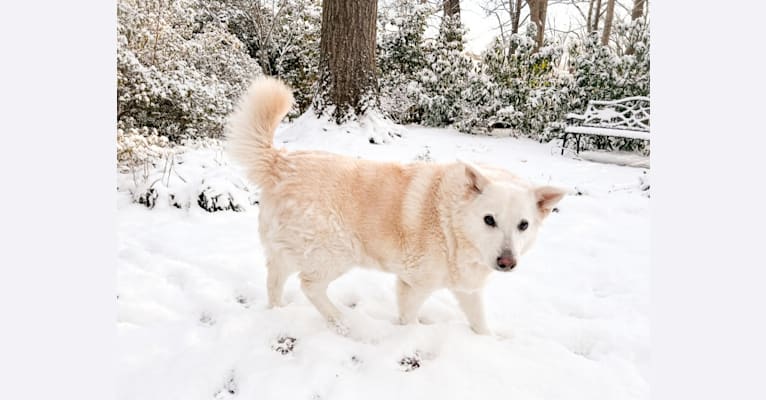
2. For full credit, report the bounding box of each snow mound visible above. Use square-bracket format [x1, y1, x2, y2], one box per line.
[119, 143, 259, 212]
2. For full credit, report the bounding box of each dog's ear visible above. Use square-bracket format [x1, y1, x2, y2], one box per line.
[462, 161, 490, 194]
[534, 186, 567, 217]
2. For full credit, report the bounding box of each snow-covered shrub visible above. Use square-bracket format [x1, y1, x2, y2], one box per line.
[118, 136, 259, 212]
[568, 33, 623, 119]
[478, 31, 575, 139]
[195, 169, 255, 212]
[117, 0, 261, 142]
[117, 127, 169, 171]
[131, 165, 257, 212]
[117, 127, 173, 186]
[614, 17, 650, 99]
[454, 63, 503, 134]
[377, 1, 432, 124]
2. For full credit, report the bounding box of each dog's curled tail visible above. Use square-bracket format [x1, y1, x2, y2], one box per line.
[226, 76, 294, 188]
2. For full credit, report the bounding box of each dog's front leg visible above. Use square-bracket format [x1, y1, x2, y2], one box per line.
[452, 289, 492, 335]
[396, 278, 432, 325]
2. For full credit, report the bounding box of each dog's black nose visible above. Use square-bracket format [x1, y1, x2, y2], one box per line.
[496, 250, 516, 270]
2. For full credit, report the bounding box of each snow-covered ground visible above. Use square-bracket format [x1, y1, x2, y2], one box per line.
[117, 119, 650, 400]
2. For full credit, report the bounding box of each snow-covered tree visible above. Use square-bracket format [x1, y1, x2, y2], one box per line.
[209, 0, 321, 115]
[416, 15, 477, 127]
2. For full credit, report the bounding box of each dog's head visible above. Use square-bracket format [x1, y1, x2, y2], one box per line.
[457, 162, 567, 272]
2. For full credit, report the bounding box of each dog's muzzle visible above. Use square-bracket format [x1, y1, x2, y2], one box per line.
[495, 249, 517, 272]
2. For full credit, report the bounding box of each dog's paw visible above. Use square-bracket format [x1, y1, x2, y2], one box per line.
[329, 318, 351, 337]
[267, 300, 286, 309]
[397, 314, 421, 326]
[491, 328, 513, 341]
[417, 316, 435, 325]
[470, 325, 494, 336]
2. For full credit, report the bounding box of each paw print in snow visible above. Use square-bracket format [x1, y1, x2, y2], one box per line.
[213, 371, 237, 399]
[398, 352, 422, 372]
[235, 294, 250, 308]
[272, 335, 297, 355]
[199, 312, 215, 326]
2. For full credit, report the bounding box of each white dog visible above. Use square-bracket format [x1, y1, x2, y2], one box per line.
[226, 77, 566, 335]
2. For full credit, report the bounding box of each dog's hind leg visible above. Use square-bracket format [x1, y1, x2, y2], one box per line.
[299, 269, 348, 333]
[396, 278, 433, 325]
[266, 257, 292, 308]
[452, 289, 492, 335]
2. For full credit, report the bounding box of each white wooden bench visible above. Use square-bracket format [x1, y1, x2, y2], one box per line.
[562, 96, 650, 155]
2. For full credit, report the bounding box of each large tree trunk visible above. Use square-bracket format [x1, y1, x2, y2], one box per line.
[313, 0, 378, 123]
[586, 0, 594, 33]
[444, 0, 461, 20]
[527, 0, 548, 53]
[600, 0, 615, 46]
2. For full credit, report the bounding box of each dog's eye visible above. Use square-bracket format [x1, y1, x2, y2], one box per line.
[484, 215, 496, 227]
[518, 219, 529, 231]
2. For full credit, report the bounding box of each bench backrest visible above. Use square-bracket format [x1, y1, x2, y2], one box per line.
[582, 96, 650, 132]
